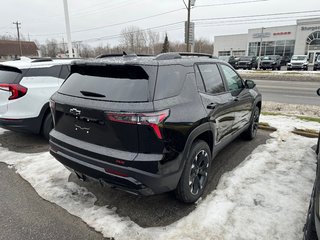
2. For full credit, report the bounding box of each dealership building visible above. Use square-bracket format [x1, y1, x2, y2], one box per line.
[213, 18, 320, 64]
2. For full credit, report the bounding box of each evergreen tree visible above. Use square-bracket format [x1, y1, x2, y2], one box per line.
[161, 34, 170, 53]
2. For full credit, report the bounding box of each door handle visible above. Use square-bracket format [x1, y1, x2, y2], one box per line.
[233, 97, 239, 102]
[207, 103, 217, 109]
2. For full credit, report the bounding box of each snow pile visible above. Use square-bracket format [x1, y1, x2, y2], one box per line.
[0, 115, 319, 240]
[262, 101, 320, 117]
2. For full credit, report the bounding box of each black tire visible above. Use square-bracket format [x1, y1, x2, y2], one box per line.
[303, 185, 318, 240]
[277, 66, 281, 70]
[243, 106, 260, 140]
[41, 112, 53, 141]
[175, 140, 211, 203]
[314, 68, 317, 71]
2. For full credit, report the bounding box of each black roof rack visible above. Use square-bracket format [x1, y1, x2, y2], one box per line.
[178, 52, 214, 58]
[96, 53, 153, 59]
[155, 52, 215, 60]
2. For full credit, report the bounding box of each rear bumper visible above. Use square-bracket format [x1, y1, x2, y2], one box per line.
[49, 130, 183, 196]
[0, 116, 42, 134]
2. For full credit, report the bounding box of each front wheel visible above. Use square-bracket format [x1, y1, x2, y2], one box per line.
[243, 106, 260, 140]
[41, 112, 53, 141]
[175, 140, 211, 203]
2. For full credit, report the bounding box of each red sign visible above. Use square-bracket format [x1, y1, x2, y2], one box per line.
[273, 32, 291, 36]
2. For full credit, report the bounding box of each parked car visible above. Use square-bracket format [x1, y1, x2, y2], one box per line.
[287, 55, 309, 71]
[49, 52, 262, 203]
[260, 55, 281, 70]
[0, 57, 73, 140]
[237, 56, 258, 70]
[303, 88, 320, 240]
[218, 55, 238, 69]
[280, 56, 291, 66]
[313, 55, 320, 71]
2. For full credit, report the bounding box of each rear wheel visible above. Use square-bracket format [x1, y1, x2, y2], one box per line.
[243, 106, 260, 140]
[277, 66, 281, 70]
[41, 112, 53, 141]
[175, 140, 211, 203]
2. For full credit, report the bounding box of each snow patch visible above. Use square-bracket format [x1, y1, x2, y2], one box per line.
[0, 115, 318, 240]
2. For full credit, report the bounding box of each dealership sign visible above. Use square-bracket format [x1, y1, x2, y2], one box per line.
[301, 26, 320, 31]
[252, 32, 271, 38]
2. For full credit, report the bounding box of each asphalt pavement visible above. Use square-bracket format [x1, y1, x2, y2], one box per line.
[254, 79, 320, 106]
[0, 129, 270, 239]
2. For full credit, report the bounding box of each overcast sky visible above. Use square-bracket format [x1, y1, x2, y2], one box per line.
[0, 0, 319, 46]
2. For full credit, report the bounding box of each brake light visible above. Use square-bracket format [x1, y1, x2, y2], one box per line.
[0, 84, 27, 100]
[107, 109, 169, 139]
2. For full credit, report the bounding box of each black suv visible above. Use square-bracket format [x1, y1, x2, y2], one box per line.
[237, 56, 258, 70]
[49, 52, 262, 203]
[313, 55, 320, 71]
[303, 88, 320, 239]
[260, 55, 281, 70]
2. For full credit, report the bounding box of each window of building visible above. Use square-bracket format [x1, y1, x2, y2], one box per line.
[218, 51, 231, 56]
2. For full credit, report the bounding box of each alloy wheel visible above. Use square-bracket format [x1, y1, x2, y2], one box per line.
[189, 150, 209, 195]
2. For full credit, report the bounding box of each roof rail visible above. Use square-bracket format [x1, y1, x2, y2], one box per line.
[154, 52, 215, 60]
[96, 53, 153, 59]
[178, 52, 214, 58]
[31, 58, 53, 63]
[154, 53, 182, 60]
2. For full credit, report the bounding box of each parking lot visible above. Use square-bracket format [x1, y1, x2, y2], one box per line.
[1, 113, 319, 239]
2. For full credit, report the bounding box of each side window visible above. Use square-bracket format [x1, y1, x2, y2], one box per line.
[198, 64, 225, 94]
[59, 65, 70, 79]
[154, 65, 185, 100]
[220, 64, 244, 92]
[194, 65, 205, 92]
[25, 65, 61, 78]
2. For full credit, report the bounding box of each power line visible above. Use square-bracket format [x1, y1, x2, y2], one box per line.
[28, 0, 270, 37]
[193, 9, 320, 22]
[195, 0, 268, 8]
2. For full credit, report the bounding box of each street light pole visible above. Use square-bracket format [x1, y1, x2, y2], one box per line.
[258, 27, 265, 70]
[186, 0, 191, 52]
[63, 0, 73, 58]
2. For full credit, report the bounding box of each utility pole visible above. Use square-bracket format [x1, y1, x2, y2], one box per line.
[13, 21, 22, 56]
[258, 27, 265, 70]
[63, 0, 73, 58]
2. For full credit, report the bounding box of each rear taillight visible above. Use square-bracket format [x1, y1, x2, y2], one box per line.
[107, 109, 169, 139]
[49, 99, 56, 126]
[0, 83, 27, 100]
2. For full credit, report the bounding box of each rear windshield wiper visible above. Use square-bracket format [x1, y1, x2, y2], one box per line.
[80, 91, 105, 98]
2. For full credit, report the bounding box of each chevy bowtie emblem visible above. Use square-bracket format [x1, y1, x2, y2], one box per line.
[69, 108, 81, 116]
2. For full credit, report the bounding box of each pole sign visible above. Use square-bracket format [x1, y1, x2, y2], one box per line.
[185, 21, 195, 44]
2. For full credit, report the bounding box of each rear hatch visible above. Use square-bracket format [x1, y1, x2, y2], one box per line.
[0, 65, 25, 115]
[52, 63, 162, 156]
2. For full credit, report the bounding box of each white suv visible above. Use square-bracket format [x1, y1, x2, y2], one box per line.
[0, 57, 74, 139]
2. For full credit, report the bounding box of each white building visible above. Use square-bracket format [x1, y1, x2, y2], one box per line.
[214, 18, 320, 64]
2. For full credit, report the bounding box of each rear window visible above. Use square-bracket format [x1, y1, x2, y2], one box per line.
[0, 65, 23, 84]
[58, 65, 155, 102]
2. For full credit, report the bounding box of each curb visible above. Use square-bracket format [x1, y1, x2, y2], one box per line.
[258, 123, 319, 138]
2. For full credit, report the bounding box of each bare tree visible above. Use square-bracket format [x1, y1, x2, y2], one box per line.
[121, 26, 147, 53]
[194, 38, 213, 54]
[45, 39, 59, 57]
[146, 30, 159, 54]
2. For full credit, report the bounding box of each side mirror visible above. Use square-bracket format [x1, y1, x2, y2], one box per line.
[245, 80, 256, 89]
[317, 88, 320, 96]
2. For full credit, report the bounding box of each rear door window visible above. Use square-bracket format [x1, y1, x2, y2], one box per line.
[25, 65, 61, 78]
[59, 65, 155, 102]
[59, 65, 70, 79]
[197, 64, 225, 94]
